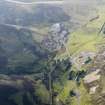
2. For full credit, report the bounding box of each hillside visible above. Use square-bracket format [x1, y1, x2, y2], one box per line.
[0, 0, 70, 27]
[55, 4, 105, 105]
[0, 23, 52, 75]
[1, 1, 105, 105]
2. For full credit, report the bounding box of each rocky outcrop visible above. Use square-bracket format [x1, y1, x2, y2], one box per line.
[42, 23, 69, 52]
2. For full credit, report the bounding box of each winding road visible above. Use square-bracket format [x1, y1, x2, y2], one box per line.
[4, 0, 64, 5]
[0, 23, 45, 36]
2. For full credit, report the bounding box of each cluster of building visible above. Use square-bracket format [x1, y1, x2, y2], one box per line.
[83, 69, 101, 95]
[72, 51, 96, 69]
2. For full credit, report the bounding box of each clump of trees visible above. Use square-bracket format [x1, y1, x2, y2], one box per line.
[42, 58, 72, 104]
[69, 70, 86, 83]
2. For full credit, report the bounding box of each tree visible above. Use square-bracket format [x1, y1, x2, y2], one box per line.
[42, 23, 71, 105]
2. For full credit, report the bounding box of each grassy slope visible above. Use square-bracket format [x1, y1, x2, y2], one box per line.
[57, 7, 105, 59]
[56, 6, 105, 105]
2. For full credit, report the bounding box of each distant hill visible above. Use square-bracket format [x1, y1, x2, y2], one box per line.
[0, 1, 70, 27]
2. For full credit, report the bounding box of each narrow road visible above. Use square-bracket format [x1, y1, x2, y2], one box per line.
[4, 0, 64, 5]
[0, 23, 45, 36]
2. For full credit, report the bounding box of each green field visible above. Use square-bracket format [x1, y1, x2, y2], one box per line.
[55, 6, 105, 105]
[57, 6, 105, 60]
